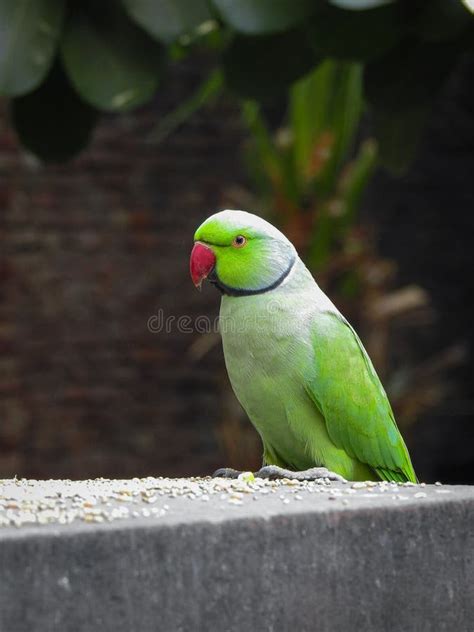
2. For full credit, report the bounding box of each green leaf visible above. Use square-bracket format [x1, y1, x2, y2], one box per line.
[0, 0, 65, 96]
[148, 68, 224, 142]
[329, 0, 394, 9]
[290, 60, 363, 192]
[241, 100, 286, 195]
[11, 62, 99, 162]
[121, 0, 212, 43]
[308, 4, 406, 61]
[307, 137, 377, 268]
[339, 138, 378, 229]
[61, 8, 163, 112]
[212, 0, 317, 34]
[223, 29, 319, 101]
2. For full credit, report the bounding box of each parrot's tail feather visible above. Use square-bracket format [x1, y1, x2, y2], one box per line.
[375, 466, 417, 484]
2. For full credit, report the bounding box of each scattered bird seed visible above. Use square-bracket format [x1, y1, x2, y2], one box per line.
[0, 477, 450, 529]
[228, 498, 243, 506]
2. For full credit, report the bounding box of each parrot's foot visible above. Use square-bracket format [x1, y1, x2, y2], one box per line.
[255, 465, 346, 483]
[212, 467, 242, 479]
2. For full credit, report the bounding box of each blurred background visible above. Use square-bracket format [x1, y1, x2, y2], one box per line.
[0, 0, 473, 483]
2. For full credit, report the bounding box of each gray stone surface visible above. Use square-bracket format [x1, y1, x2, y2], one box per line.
[1, 477, 473, 632]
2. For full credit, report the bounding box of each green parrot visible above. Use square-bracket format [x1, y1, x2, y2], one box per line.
[190, 210, 417, 483]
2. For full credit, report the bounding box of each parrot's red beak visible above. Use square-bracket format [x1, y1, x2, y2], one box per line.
[190, 242, 216, 290]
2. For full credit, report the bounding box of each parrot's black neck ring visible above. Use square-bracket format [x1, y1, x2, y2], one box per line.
[208, 255, 296, 297]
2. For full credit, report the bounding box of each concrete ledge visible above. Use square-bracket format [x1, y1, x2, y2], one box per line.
[1, 477, 473, 632]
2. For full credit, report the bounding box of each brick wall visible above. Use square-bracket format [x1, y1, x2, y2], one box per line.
[0, 61, 251, 478]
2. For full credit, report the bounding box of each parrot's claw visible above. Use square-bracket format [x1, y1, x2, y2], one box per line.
[212, 467, 242, 479]
[255, 465, 346, 483]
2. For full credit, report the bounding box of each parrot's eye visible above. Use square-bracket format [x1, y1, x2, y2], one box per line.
[232, 235, 247, 248]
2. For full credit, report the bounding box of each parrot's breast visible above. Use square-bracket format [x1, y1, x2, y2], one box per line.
[218, 260, 335, 469]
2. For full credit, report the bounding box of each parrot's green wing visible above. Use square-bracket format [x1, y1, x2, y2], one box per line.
[305, 311, 417, 483]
